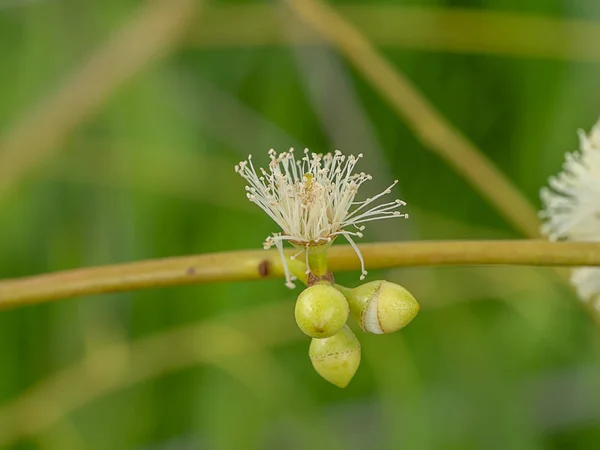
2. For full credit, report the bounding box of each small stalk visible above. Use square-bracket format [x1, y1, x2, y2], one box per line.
[306, 243, 334, 286]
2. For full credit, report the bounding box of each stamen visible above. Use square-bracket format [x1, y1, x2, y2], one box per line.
[274, 237, 295, 289]
[341, 232, 367, 280]
[290, 248, 305, 260]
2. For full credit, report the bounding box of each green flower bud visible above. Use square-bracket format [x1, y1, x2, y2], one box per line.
[340, 280, 419, 334]
[295, 284, 349, 339]
[309, 325, 361, 388]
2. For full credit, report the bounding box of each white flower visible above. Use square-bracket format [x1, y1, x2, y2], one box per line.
[540, 118, 600, 308]
[235, 148, 408, 288]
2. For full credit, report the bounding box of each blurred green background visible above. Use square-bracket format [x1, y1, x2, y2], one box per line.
[2, 0, 600, 449]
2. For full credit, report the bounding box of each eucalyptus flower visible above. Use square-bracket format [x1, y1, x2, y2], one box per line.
[540, 118, 600, 307]
[235, 149, 408, 288]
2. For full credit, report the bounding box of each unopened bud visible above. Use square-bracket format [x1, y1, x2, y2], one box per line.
[341, 280, 419, 334]
[309, 325, 361, 388]
[295, 284, 349, 339]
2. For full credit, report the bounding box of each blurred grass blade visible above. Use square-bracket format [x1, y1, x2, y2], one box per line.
[0, 302, 301, 447]
[0, 0, 198, 201]
[194, 4, 600, 63]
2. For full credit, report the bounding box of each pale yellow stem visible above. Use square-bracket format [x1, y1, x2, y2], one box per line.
[285, 0, 539, 237]
[1, 240, 600, 310]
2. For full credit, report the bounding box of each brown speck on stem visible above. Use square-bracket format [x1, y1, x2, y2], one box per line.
[186, 267, 196, 276]
[258, 260, 270, 277]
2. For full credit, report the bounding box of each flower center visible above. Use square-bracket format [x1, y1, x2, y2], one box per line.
[301, 173, 323, 208]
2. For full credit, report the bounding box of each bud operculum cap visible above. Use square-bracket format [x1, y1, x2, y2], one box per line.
[342, 280, 419, 334]
[309, 325, 361, 388]
[294, 284, 349, 339]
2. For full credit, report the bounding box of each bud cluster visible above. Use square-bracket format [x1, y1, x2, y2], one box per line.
[294, 275, 420, 388]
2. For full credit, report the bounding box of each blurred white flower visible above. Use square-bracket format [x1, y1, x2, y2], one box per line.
[236, 149, 408, 288]
[540, 118, 600, 307]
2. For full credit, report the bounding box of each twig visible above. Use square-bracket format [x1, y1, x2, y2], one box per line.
[0, 0, 198, 200]
[1, 240, 599, 309]
[285, 0, 540, 237]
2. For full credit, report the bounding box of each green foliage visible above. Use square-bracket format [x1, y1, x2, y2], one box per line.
[1, 0, 600, 449]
